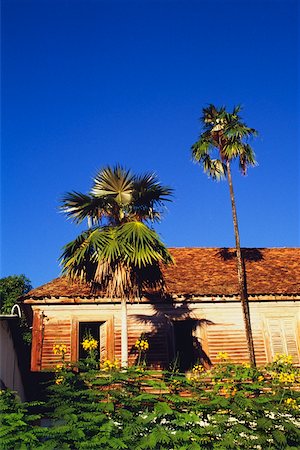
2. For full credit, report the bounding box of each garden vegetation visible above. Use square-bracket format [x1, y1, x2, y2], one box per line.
[1, 339, 299, 449]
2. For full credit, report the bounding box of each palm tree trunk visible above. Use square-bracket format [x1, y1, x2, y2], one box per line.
[226, 160, 256, 367]
[121, 298, 128, 367]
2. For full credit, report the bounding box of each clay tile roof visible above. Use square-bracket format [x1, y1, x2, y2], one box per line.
[23, 248, 300, 300]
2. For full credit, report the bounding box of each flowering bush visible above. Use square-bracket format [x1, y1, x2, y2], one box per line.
[168, 378, 182, 393]
[79, 332, 99, 369]
[55, 376, 64, 385]
[134, 336, 149, 366]
[263, 353, 299, 389]
[274, 353, 293, 365]
[101, 359, 119, 372]
[278, 372, 296, 384]
[54, 363, 63, 372]
[1, 353, 300, 449]
[186, 363, 205, 382]
[219, 384, 238, 398]
[285, 397, 299, 410]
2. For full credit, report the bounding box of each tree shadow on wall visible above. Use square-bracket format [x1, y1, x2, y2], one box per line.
[132, 296, 213, 371]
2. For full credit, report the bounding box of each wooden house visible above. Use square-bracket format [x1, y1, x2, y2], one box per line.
[23, 248, 300, 371]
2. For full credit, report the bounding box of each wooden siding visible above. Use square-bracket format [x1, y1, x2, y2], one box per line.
[42, 318, 71, 367]
[31, 310, 43, 371]
[30, 301, 300, 371]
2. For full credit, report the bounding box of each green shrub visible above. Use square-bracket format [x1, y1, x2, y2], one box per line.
[0, 390, 42, 450]
[1, 356, 299, 449]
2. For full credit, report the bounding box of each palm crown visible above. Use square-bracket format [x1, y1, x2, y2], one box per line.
[60, 165, 173, 298]
[61, 165, 172, 227]
[191, 105, 257, 179]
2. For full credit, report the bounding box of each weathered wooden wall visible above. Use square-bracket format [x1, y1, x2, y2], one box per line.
[30, 300, 300, 371]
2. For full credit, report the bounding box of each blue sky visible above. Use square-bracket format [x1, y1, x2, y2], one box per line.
[1, 0, 299, 288]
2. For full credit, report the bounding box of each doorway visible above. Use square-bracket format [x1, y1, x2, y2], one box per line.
[78, 322, 103, 360]
[173, 320, 198, 372]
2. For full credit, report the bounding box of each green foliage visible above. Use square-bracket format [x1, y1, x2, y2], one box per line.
[1, 361, 300, 449]
[191, 104, 257, 180]
[0, 275, 31, 314]
[0, 274, 32, 344]
[60, 165, 173, 293]
[0, 390, 42, 450]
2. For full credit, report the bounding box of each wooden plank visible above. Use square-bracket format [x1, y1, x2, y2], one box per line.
[71, 320, 78, 364]
[31, 310, 43, 371]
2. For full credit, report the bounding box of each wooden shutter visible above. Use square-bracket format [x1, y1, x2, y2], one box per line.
[99, 318, 115, 362]
[266, 317, 300, 364]
[99, 322, 107, 361]
[31, 310, 43, 371]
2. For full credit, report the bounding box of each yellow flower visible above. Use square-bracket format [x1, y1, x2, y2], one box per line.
[186, 363, 205, 382]
[55, 376, 64, 385]
[274, 353, 293, 365]
[53, 344, 68, 355]
[278, 372, 295, 384]
[285, 398, 299, 410]
[101, 359, 119, 371]
[82, 338, 98, 351]
[192, 364, 205, 374]
[219, 385, 237, 397]
[231, 388, 237, 397]
[135, 338, 149, 351]
[258, 376, 264, 382]
[217, 352, 229, 361]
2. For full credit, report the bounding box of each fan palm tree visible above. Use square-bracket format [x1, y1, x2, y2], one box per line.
[60, 165, 173, 366]
[191, 105, 258, 366]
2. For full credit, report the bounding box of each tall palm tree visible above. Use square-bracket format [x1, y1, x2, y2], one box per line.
[60, 165, 173, 366]
[191, 105, 257, 366]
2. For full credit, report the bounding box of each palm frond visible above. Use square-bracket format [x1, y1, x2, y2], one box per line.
[232, 104, 242, 115]
[239, 143, 257, 174]
[60, 191, 110, 225]
[224, 122, 258, 140]
[132, 173, 173, 222]
[116, 221, 174, 268]
[93, 222, 173, 298]
[202, 155, 226, 180]
[191, 134, 213, 161]
[91, 165, 134, 205]
[223, 139, 245, 159]
[59, 228, 112, 281]
[201, 104, 225, 128]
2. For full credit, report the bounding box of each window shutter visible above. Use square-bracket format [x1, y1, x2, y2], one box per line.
[31, 311, 43, 371]
[282, 318, 300, 364]
[267, 317, 299, 364]
[99, 322, 107, 362]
